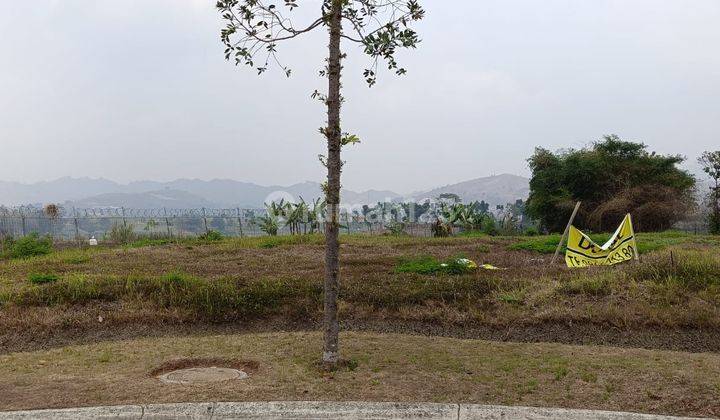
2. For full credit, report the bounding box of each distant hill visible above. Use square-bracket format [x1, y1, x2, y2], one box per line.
[411, 174, 530, 205]
[0, 174, 529, 209]
[70, 189, 220, 209]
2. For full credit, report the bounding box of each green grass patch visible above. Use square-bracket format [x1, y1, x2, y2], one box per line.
[343, 274, 495, 310]
[1, 233, 53, 259]
[3, 272, 322, 320]
[226, 234, 325, 250]
[497, 290, 526, 305]
[556, 274, 612, 296]
[63, 255, 91, 265]
[127, 238, 176, 248]
[509, 231, 703, 255]
[395, 256, 477, 275]
[28, 273, 59, 284]
[628, 250, 720, 291]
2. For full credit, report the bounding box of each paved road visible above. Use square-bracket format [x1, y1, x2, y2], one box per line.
[0, 402, 706, 419]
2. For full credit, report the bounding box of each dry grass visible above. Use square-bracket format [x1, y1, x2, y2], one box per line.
[1, 233, 719, 353]
[0, 331, 718, 417]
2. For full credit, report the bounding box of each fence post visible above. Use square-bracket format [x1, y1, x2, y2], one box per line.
[202, 208, 209, 234]
[236, 208, 244, 238]
[164, 208, 172, 238]
[0, 210, 4, 253]
[73, 207, 80, 243]
[20, 208, 26, 237]
[121, 207, 127, 228]
[345, 212, 351, 235]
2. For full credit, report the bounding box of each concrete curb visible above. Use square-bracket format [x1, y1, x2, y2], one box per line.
[0, 401, 707, 419]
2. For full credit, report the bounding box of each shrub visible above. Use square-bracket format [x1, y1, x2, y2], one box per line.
[431, 220, 452, 238]
[1, 233, 53, 259]
[524, 226, 540, 236]
[28, 273, 59, 284]
[199, 230, 224, 241]
[108, 223, 136, 244]
[481, 215, 498, 236]
[526, 136, 695, 232]
[384, 222, 407, 236]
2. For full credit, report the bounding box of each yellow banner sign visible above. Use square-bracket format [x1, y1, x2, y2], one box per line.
[566, 214, 638, 268]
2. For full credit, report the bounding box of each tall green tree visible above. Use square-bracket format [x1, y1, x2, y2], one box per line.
[216, 0, 424, 366]
[699, 151, 720, 234]
[526, 135, 695, 232]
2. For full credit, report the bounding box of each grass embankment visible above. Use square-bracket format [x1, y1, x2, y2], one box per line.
[0, 331, 718, 417]
[1, 232, 719, 352]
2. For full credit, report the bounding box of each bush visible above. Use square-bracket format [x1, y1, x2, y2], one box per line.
[384, 222, 407, 236]
[108, 223, 136, 244]
[710, 212, 720, 235]
[524, 226, 540, 236]
[1, 233, 53, 259]
[199, 230, 224, 241]
[526, 136, 695, 232]
[481, 215, 498, 236]
[431, 220, 452, 238]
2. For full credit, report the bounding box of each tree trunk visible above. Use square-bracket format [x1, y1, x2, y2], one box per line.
[322, 0, 343, 366]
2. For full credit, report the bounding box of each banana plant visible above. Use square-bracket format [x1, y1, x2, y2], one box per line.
[256, 200, 286, 236]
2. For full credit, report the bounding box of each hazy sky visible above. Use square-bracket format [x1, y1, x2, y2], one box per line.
[1, 1, 719, 193]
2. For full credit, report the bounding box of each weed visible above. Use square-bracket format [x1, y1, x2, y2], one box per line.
[628, 251, 720, 291]
[556, 274, 612, 296]
[199, 230, 224, 241]
[63, 255, 90, 265]
[508, 231, 698, 255]
[395, 256, 477, 275]
[107, 223, 136, 244]
[1, 233, 53, 259]
[28, 273, 59, 284]
[395, 256, 443, 275]
[580, 370, 598, 383]
[497, 290, 525, 305]
[552, 364, 569, 381]
[128, 238, 175, 248]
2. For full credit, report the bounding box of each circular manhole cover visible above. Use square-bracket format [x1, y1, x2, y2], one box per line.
[158, 367, 248, 384]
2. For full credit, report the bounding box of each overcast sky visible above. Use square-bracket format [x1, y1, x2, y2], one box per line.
[1, 0, 719, 193]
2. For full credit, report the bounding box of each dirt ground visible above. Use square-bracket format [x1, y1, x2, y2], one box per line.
[1, 331, 718, 417]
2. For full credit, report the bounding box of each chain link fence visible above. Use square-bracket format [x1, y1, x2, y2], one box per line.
[0, 206, 709, 242]
[0, 207, 434, 241]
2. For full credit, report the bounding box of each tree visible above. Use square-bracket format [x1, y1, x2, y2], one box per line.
[699, 151, 720, 234]
[216, 0, 424, 366]
[526, 135, 696, 232]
